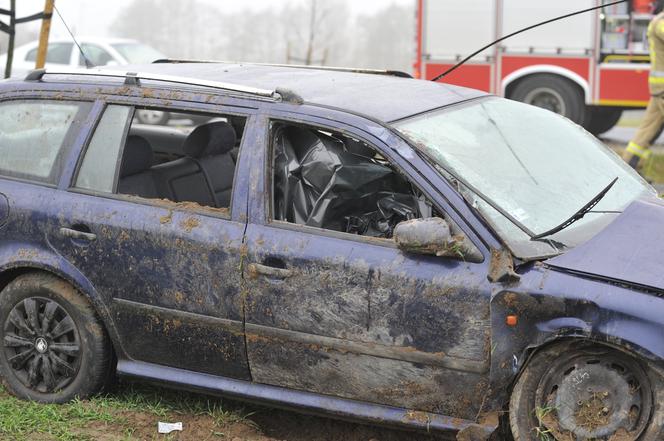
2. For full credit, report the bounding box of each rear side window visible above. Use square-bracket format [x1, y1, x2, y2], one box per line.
[25, 43, 73, 64]
[75, 104, 246, 217]
[0, 100, 91, 184]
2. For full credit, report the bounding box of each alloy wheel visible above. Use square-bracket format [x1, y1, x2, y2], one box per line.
[2, 297, 80, 394]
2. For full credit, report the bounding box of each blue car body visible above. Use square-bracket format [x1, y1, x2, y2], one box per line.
[0, 64, 662, 439]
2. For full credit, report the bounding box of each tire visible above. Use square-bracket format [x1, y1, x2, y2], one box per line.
[135, 109, 170, 125]
[509, 342, 664, 441]
[585, 107, 623, 136]
[0, 272, 111, 403]
[511, 74, 587, 126]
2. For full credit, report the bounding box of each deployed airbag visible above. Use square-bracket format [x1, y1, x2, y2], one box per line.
[273, 126, 421, 238]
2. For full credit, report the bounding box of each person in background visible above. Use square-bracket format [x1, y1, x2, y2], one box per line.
[623, 0, 664, 172]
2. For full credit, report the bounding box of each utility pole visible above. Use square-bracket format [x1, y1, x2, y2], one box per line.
[1, 1, 55, 78]
[3, 0, 15, 79]
[35, 0, 55, 69]
[304, 0, 317, 65]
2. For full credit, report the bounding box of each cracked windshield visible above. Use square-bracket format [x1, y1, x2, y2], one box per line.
[396, 97, 654, 258]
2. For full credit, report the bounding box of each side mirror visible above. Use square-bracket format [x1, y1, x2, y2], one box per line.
[394, 217, 477, 261]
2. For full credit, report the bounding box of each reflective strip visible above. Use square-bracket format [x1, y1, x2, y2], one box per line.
[627, 142, 651, 159]
[651, 71, 664, 78]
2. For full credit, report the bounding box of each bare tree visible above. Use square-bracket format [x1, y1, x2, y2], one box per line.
[108, 0, 413, 73]
[353, 4, 415, 72]
[283, 0, 351, 66]
[111, 0, 228, 60]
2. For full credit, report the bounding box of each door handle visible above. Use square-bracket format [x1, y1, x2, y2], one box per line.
[60, 227, 97, 242]
[247, 263, 293, 279]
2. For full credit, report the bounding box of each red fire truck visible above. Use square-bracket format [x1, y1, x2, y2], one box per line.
[415, 0, 655, 135]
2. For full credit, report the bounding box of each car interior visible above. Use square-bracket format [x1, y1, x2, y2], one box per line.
[115, 110, 245, 211]
[271, 123, 438, 239]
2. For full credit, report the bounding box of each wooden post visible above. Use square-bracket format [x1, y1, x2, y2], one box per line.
[35, 0, 55, 69]
[4, 0, 15, 78]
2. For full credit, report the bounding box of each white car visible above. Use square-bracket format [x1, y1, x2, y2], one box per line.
[0, 38, 177, 125]
[0, 37, 165, 78]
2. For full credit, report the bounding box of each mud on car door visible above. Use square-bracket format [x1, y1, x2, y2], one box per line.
[242, 115, 494, 421]
[49, 102, 254, 379]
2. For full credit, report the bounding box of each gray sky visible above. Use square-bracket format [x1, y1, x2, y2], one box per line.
[6, 0, 414, 40]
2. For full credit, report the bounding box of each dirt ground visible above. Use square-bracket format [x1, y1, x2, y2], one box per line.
[0, 381, 456, 441]
[104, 406, 453, 441]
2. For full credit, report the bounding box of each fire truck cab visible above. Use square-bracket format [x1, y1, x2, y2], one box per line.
[416, 0, 655, 135]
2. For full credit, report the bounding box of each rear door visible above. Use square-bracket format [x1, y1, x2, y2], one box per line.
[242, 113, 493, 421]
[47, 99, 255, 379]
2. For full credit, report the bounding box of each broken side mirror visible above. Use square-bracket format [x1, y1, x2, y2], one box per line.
[394, 217, 481, 262]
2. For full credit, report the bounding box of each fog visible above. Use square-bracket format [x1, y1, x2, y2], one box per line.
[0, 0, 416, 72]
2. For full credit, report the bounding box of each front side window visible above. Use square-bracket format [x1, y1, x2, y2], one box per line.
[75, 105, 246, 217]
[78, 44, 114, 67]
[0, 100, 90, 184]
[395, 97, 654, 259]
[270, 122, 467, 243]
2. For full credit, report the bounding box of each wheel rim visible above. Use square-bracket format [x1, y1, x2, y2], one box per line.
[523, 87, 567, 116]
[535, 350, 652, 440]
[136, 110, 165, 125]
[2, 297, 81, 393]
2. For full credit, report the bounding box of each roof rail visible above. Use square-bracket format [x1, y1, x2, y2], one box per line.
[24, 68, 292, 100]
[152, 59, 414, 79]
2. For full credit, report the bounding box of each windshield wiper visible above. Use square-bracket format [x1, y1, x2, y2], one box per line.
[531, 177, 618, 241]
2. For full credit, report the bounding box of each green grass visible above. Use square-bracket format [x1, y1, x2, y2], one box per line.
[0, 386, 121, 440]
[0, 382, 256, 441]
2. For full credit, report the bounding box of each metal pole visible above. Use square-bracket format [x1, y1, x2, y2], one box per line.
[4, 0, 15, 79]
[35, 0, 55, 69]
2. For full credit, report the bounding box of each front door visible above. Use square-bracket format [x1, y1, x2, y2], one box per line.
[49, 102, 253, 379]
[243, 117, 493, 420]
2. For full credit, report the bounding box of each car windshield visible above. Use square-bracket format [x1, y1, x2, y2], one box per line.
[394, 97, 655, 260]
[111, 43, 165, 64]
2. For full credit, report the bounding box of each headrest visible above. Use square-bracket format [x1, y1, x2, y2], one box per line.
[346, 138, 374, 158]
[183, 121, 236, 158]
[120, 135, 153, 177]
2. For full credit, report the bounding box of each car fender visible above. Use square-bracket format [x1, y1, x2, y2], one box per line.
[488, 289, 664, 406]
[0, 241, 125, 355]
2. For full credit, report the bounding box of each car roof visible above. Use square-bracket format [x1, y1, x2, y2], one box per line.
[104, 62, 488, 122]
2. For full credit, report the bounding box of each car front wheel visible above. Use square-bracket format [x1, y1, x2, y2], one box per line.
[0, 273, 112, 403]
[509, 342, 664, 440]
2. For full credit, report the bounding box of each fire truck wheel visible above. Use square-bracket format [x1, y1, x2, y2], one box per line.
[584, 107, 623, 136]
[511, 74, 587, 126]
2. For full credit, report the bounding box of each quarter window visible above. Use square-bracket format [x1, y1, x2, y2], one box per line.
[0, 100, 90, 184]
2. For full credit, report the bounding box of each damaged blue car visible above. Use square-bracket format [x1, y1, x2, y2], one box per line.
[0, 62, 662, 441]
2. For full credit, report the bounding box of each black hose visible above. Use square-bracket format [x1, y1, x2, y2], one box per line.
[432, 0, 629, 82]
